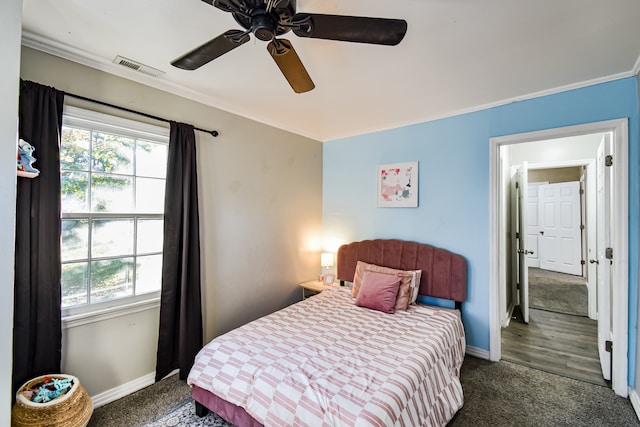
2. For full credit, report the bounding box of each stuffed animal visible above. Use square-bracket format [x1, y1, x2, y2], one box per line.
[17, 139, 40, 174]
[22, 376, 74, 403]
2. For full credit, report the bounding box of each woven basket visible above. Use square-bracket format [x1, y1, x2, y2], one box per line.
[12, 374, 93, 427]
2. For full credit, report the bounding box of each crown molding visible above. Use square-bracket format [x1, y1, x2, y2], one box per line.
[21, 31, 640, 143]
[20, 31, 320, 140]
[328, 70, 637, 142]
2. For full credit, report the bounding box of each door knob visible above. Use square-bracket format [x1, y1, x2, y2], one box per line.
[539, 231, 544, 235]
[518, 249, 535, 255]
[589, 259, 599, 264]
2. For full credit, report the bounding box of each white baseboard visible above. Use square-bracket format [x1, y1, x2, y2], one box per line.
[629, 388, 640, 421]
[466, 345, 490, 360]
[91, 368, 180, 408]
[91, 372, 156, 408]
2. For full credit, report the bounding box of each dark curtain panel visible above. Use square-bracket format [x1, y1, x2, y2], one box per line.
[156, 122, 203, 381]
[13, 80, 65, 395]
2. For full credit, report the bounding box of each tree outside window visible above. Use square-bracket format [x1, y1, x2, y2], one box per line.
[60, 109, 167, 312]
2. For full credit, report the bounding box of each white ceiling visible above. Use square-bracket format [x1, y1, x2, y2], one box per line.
[21, 0, 640, 142]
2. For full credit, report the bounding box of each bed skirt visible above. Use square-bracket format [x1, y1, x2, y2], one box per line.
[192, 385, 263, 427]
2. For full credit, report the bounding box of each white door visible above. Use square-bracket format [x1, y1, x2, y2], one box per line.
[584, 162, 598, 320]
[596, 134, 613, 381]
[526, 183, 545, 268]
[515, 163, 531, 323]
[539, 181, 582, 275]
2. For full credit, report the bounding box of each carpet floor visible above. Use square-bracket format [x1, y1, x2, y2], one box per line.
[528, 267, 588, 316]
[88, 356, 639, 427]
[144, 400, 232, 427]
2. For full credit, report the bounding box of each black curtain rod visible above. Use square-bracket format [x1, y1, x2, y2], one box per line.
[65, 92, 219, 137]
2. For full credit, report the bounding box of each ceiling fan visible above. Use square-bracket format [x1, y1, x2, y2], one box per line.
[171, 0, 408, 93]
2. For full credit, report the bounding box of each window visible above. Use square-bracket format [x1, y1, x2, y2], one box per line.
[60, 106, 169, 318]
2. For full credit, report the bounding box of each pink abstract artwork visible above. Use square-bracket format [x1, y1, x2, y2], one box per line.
[377, 161, 418, 207]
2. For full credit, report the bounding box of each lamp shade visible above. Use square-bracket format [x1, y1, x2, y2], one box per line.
[320, 252, 334, 267]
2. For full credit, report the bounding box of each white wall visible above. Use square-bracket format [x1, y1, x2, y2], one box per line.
[20, 46, 323, 398]
[509, 133, 603, 165]
[0, 0, 21, 423]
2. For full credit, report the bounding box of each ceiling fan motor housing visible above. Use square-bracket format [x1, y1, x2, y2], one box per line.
[232, 1, 296, 40]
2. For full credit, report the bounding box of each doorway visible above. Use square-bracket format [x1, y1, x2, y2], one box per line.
[526, 164, 595, 318]
[489, 119, 629, 397]
[504, 146, 601, 384]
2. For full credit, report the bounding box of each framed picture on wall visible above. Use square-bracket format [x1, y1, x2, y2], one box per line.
[377, 161, 418, 207]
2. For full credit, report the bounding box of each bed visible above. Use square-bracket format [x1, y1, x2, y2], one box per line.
[187, 239, 467, 426]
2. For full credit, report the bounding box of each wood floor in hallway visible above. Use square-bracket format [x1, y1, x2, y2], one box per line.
[502, 306, 608, 387]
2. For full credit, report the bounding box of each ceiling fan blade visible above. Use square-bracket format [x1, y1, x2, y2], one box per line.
[267, 39, 315, 94]
[171, 30, 250, 70]
[292, 14, 407, 46]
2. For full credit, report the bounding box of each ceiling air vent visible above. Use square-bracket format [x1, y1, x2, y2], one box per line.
[113, 55, 165, 78]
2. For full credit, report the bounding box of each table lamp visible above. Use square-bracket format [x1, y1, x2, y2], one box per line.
[321, 252, 334, 275]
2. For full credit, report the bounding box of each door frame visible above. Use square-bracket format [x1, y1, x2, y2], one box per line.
[489, 119, 629, 397]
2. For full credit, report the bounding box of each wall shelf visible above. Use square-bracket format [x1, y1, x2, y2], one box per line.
[17, 170, 39, 178]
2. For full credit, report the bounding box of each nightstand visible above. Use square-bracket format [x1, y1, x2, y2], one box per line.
[298, 280, 336, 300]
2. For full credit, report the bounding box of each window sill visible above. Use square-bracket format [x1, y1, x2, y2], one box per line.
[62, 297, 160, 329]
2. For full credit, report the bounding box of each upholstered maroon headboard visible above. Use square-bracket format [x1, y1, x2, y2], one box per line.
[337, 239, 467, 302]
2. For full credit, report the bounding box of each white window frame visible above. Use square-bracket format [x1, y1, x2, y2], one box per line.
[60, 106, 169, 327]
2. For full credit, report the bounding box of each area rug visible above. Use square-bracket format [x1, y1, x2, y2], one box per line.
[528, 267, 587, 316]
[144, 400, 235, 427]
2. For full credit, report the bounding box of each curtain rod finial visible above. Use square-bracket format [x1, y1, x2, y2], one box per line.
[211, 130, 219, 137]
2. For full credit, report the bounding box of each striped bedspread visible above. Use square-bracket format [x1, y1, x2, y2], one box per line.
[187, 287, 465, 427]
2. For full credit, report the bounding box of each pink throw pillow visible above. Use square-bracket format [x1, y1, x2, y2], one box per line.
[352, 261, 420, 311]
[355, 270, 402, 313]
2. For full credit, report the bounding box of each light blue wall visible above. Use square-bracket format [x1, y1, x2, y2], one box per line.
[323, 77, 639, 383]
